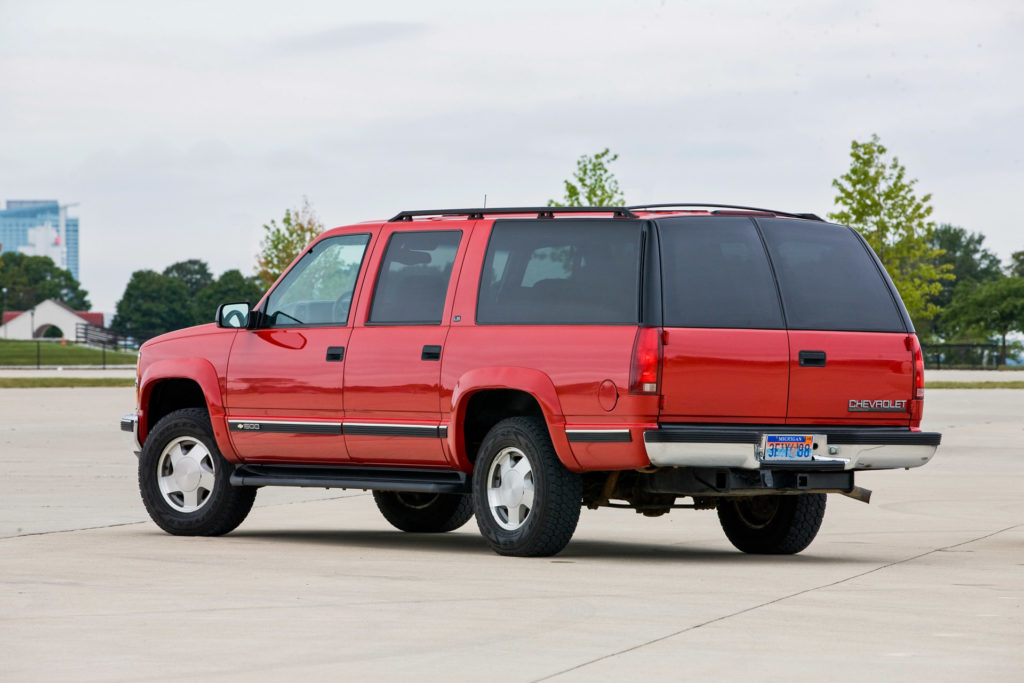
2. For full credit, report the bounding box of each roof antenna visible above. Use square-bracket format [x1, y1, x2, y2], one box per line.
[483, 194, 487, 209]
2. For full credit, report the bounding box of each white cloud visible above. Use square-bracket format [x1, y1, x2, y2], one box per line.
[1, 0, 1022, 311]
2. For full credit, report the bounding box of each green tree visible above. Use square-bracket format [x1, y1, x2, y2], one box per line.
[829, 135, 952, 325]
[195, 269, 265, 323]
[944, 276, 1024, 363]
[1008, 251, 1024, 278]
[548, 148, 626, 207]
[926, 225, 1003, 339]
[112, 270, 192, 340]
[255, 197, 324, 288]
[0, 252, 91, 310]
[163, 259, 214, 298]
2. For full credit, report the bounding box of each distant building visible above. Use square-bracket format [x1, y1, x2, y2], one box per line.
[0, 200, 80, 281]
[1, 299, 103, 340]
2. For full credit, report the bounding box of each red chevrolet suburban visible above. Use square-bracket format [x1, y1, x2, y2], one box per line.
[121, 204, 941, 556]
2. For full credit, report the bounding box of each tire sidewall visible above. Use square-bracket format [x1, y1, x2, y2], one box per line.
[138, 409, 235, 534]
[472, 418, 567, 554]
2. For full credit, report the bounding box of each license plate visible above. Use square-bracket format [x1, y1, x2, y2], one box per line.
[761, 434, 817, 462]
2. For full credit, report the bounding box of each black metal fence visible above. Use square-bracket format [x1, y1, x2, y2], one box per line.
[922, 343, 1003, 369]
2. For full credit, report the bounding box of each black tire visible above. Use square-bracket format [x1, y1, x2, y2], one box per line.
[473, 417, 582, 557]
[717, 493, 826, 554]
[138, 407, 256, 536]
[372, 491, 474, 533]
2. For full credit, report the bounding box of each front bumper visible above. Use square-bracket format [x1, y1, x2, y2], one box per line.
[644, 425, 941, 471]
[120, 413, 141, 456]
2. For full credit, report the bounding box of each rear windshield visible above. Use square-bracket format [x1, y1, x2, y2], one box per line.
[658, 217, 784, 329]
[757, 218, 906, 332]
[477, 219, 642, 324]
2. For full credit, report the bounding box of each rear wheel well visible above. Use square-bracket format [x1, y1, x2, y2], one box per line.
[146, 379, 208, 436]
[462, 389, 545, 465]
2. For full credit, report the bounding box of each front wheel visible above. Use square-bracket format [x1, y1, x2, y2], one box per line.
[717, 493, 826, 554]
[372, 491, 474, 533]
[138, 408, 256, 536]
[473, 417, 582, 557]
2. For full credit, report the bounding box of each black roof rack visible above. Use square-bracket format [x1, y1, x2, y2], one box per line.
[389, 206, 639, 222]
[625, 203, 824, 222]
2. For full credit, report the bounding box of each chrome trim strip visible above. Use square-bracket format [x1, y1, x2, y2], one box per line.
[566, 429, 632, 443]
[226, 420, 448, 438]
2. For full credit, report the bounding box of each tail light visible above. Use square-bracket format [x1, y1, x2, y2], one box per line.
[630, 327, 662, 395]
[907, 334, 925, 426]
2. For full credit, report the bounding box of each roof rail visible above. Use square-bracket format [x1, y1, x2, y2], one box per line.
[388, 206, 639, 222]
[625, 203, 824, 222]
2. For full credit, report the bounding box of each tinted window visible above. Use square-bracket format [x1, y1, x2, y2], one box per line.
[368, 230, 462, 324]
[758, 218, 905, 332]
[265, 233, 370, 327]
[659, 217, 784, 329]
[477, 220, 641, 324]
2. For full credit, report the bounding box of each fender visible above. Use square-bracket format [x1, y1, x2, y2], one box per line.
[447, 366, 581, 472]
[139, 357, 238, 461]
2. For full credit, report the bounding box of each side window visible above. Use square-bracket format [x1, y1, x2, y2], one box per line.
[659, 217, 784, 329]
[757, 218, 905, 332]
[477, 219, 642, 324]
[368, 230, 462, 324]
[264, 233, 370, 327]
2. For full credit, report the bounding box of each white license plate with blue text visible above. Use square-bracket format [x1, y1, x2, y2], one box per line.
[760, 434, 824, 463]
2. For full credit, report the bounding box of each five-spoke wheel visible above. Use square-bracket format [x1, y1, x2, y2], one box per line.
[139, 408, 256, 536]
[156, 436, 217, 512]
[485, 446, 536, 530]
[473, 417, 581, 556]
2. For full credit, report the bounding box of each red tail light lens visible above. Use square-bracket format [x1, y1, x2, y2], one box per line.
[907, 334, 925, 425]
[630, 327, 662, 395]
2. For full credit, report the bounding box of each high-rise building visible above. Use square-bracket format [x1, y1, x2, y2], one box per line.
[0, 200, 80, 281]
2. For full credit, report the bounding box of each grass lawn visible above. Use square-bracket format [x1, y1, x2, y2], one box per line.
[0, 339, 137, 366]
[0, 377, 135, 388]
[926, 381, 1024, 389]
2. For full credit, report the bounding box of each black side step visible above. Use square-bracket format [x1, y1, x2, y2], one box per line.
[231, 464, 470, 494]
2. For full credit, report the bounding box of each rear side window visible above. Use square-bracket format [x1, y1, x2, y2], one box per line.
[658, 217, 784, 329]
[757, 218, 905, 332]
[477, 219, 642, 324]
[368, 230, 462, 324]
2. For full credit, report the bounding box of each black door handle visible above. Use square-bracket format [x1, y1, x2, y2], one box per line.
[326, 346, 345, 362]
[798, 350, 826, 367]
[421, 345, 442, 361]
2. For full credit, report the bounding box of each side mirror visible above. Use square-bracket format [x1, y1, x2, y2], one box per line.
[216, 302, 251, 329]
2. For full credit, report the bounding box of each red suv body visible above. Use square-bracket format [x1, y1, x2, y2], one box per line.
[122, 205, 940, 556]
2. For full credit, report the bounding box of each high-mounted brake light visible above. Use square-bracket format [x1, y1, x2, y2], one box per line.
[630, 327, 662, 395]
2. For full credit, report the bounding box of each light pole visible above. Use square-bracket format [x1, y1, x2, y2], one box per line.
[1, 287, 7, 339]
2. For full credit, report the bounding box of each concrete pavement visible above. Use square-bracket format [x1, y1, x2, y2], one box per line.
[0, 388, 1021, 681]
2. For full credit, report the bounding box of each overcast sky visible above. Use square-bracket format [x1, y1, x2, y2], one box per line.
[2, 0, 1022, 313]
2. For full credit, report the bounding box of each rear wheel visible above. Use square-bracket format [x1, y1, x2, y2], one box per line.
[372, 491, 474, 533]
[138, 408, 256, 536]
[473, 417, 582, 557]
[717, 493, 826, 554]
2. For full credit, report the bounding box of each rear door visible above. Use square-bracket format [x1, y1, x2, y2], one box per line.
[657, 217, 789, 422]
[343, 225, 466, 466]
[757, 218, 913, 425]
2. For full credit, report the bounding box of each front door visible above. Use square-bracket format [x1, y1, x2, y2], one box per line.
[225, 232, 372, 463]
[343, 225, 466, 466]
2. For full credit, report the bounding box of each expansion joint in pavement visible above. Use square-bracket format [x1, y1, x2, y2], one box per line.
[535, 522, 1023, 682]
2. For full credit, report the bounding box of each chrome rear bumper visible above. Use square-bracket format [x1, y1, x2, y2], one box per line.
[643, 426, 940, 471]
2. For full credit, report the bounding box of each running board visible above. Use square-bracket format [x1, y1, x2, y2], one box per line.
[230, 464, 471, 494]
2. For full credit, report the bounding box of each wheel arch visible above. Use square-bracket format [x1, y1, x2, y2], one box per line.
[139, 358, 236, 460]
[448, 367, 580, 472]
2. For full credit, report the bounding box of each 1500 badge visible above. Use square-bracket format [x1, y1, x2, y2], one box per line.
[848, 399, 907, 412]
